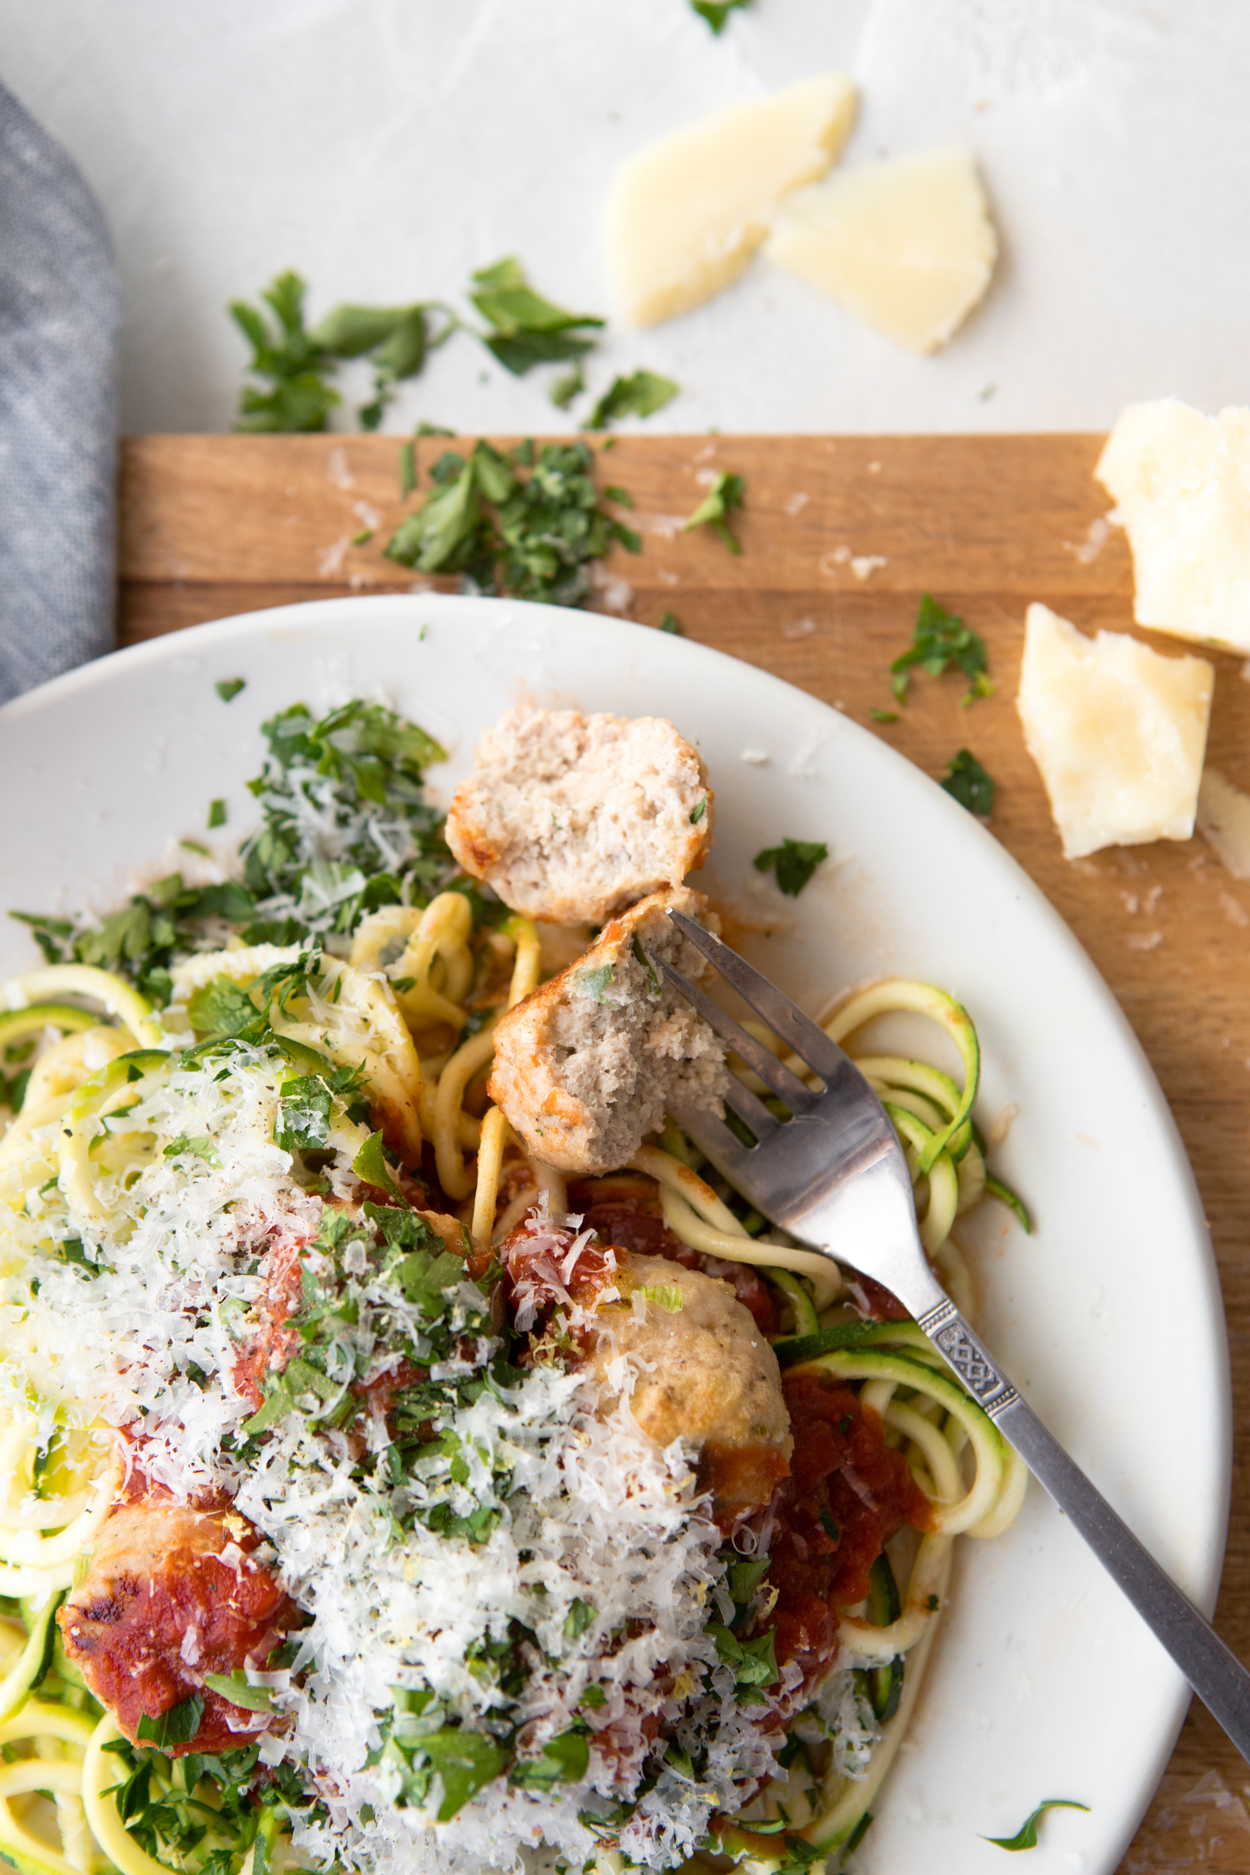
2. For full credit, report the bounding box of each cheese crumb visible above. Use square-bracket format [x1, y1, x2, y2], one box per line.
[1017, 602, 1214, 860]
[604, 74, 856, 327]
[1096, 398, 1250, 653]
[764, 146, 997, 354]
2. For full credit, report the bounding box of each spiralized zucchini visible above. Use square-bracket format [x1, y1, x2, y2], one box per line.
[0, 893, 1029, 1875]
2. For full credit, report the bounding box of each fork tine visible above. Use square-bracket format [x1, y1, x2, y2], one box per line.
[666, 910, 850, 1081]
[644, 948, 817, 1110]
[722, 1076, 781, 1142]
[667, 1097, 760, 1176]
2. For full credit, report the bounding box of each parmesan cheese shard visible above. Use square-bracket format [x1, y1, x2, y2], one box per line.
[1096, 398, 1250, 653]
[604, 72, 856, 328]
[1017, 602, 1214, 861]
[1196, 767, 1250, 879]
[764, 145, 997, 354]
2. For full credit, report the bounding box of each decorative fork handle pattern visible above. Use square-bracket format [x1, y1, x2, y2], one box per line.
[916, 1296, 1250, 1760]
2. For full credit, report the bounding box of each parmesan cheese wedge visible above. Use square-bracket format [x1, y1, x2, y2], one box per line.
[604, 73, 856, 327]
[1196, 767, 1250, 879]
[1096, 398, 1250, 653]
[1017, 602, 1214, 860]
[764, 145, 997, 353]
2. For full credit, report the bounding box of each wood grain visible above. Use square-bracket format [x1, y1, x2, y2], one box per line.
[119, 433, 1250, 1871]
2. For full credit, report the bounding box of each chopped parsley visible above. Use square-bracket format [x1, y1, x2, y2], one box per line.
[231, 260, 608, 431]
[940, 749, 995, 817]
[549, 362, 586, 410]
[236, 698, 452, 939]
[229, 272, 341, 434]
[691, 0, 751, 28]
[215, 678, 246, 703]
[11, 875, 253, 1004]
[659, 610, 682, 634]
[309, 297, 456, 430]
[753, 837, 829, 897]
[891, 594, 994, 706]
[689, 797, 707, 825]
[208, 798, 227, 828]
[13, 699, 459, 991]
[384, 439, 639, 607]
[585, 369, 679, 430]
[982, 1799, 1090, 1851]
[468, 257, 603, 375]
[684, 470, 745, 553]
[137, 1694, 205, 1750]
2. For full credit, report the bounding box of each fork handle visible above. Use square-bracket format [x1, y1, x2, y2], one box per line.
[914, 1294, 1250, 1761]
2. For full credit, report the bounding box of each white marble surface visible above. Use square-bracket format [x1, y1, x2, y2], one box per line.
[2, 0, 1248, 436]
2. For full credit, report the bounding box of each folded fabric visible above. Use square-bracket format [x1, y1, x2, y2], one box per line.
[0, 78, 118, 705]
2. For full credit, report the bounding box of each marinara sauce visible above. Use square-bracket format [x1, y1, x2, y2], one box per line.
[759, 1371, 931, 1690]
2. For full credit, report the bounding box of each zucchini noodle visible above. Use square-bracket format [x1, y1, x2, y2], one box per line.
[0, 707, 1033, 1875]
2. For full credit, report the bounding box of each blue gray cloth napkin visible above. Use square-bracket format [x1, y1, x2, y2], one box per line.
[0, 78, 118, 706]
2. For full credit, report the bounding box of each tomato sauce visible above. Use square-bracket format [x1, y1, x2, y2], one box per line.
[759, 1372, 931, 1689]
[58, 1497, 295, 1754]
[567, 1176, 778, 1335]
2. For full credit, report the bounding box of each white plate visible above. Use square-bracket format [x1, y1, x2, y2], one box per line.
[0, 594, 1229, 1874]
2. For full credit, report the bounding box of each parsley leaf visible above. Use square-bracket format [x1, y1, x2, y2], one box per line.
[982, 1799, 1090, 1852]
[753, 837, 828, 897]
[585, 370, 679, 430]
[891, 594, 994, 706]
[310, 299, 457, 430]
[202, 1671, 274, 1714]
[708, 1623, 779, 1693]
[418, 1729, 508, 1819]
[684, 470, 745, 552]
[659, 610, 682, 634]
[137, 1695, 204, 1750]
[940, 749, 995, 817]
[352, 1130, 406, 1203]
[510, 1728, 590, 1789]
[215, 678, 245, 702]
[691, 0, 751, 29]
[207, 799, 227, 828]
[229, 272, 340, 434]
[468, 258, 604, 375]
[162, 1135, 222, 1169]
[549, 362, 585, 410]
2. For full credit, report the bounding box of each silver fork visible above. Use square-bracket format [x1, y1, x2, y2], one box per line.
[649, 909, 1250, 1762]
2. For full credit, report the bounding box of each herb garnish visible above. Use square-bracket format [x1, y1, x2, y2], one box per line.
[691, 0, 752, 31]
[309, 298, 457, 429]
[384, 439, 639, 607]
[585, 370, 679, 430]
[468, 257, 603, 375]
[229, 272, 341, 434]
[137, 1695, 205, 1750]
[890, 594, 994, 706]
[982, 1799, 1090, 1851]
[550, 362, 586, 410]
[685, 470, 746, 552]
[215, 678, 246, 703]
[940, 749, 995, 817]
[753, 837, 829, 897]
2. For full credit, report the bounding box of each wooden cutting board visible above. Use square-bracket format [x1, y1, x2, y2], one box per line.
[119, 433, 1250, 1870]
